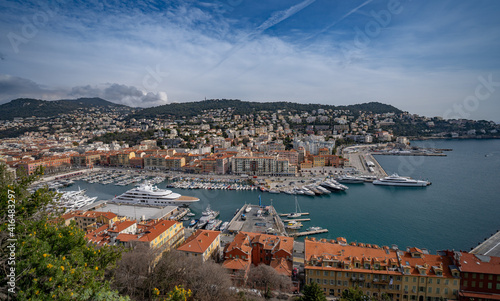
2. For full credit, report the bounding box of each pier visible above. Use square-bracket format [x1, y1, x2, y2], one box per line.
[471, 230, 500, 257]
[289, 228, 328, 237]
[226, 204, 288, 236]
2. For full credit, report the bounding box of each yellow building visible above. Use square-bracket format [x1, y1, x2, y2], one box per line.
[304, 238, 460, 301]
[177, 229, 221, 262]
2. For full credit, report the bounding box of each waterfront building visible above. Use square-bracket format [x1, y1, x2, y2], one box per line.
[71, 151, 102, 167]
[304, 238, 460, 301]
[70, 210, 119, 231]
[231, 156, 293, 176]
[109, 150, 135, 167]
[16, 155, 71, 174]
[268, 150, 299, 166]
[177, 229, 221, 262]
[448, 251, 500, 301]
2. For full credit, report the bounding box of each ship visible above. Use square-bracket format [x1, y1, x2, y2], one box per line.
[111, 181, 200, 206]
[373, 174, 431, 187]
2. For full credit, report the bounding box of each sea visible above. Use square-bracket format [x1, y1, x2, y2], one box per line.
[61, 139, 500, 253]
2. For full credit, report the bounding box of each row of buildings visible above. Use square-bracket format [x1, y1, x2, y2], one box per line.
[9, 146, 346, 176]
[304, 237, 500, 301]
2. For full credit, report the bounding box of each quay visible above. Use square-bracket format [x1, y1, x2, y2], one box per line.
[289, 228, 328, 237]
[226, 204, 287, 236]
[279, 212, 309, 217]
[471, 230, 500, 257]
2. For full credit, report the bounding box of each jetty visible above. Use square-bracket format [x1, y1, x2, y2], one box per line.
[289, 228, 329, 237]
[471, 230, 500, 257]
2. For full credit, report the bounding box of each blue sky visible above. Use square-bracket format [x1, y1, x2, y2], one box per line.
[1, 0, 499, 121]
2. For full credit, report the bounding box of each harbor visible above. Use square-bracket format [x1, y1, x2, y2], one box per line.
[43, 139, 499, 253]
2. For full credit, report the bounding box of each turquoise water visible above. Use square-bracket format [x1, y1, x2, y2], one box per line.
[62, 139, 500, 253]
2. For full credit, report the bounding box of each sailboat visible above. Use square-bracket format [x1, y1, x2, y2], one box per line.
[287, 197, 302, 218]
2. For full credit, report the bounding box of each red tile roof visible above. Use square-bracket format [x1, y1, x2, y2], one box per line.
[177, 229, 220, 254]
[459, 252, 500, 274]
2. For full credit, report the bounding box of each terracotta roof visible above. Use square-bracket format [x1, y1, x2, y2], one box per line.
[116, 233, 140, 242]
[459, 291, 500, 300]
[138, 220, 178, 242]
[271, 257, 293, 276]
[108, 220, 136, 233]
[223, 258, 251, 271]
[459, 252, 500, 274]
[177, 229, 220, 254]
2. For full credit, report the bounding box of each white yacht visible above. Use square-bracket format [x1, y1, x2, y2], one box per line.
[373, 174, 431, 187]
[337, 175, 365, 184]
[112, 181, 200, 206]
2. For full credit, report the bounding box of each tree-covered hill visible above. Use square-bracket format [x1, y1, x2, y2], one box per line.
[0, 97, 131, 120]
[129, 99, 403, 119]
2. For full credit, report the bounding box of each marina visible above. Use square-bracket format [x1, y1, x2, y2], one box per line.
[50, 139, 500, 253]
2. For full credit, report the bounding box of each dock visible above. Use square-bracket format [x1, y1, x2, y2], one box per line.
[471, 230, 500, 257]
[289, 228, 328, 237]
[283, 218, 311, 222]
[279, 212, 309, 217]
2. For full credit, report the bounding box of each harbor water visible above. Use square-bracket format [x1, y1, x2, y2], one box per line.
[61, 139, 500, 253]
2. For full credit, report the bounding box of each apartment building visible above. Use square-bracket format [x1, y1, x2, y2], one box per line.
[231, 156, 292, 176]
[177, 229, 221, 262]
[304, 238, 460, 301]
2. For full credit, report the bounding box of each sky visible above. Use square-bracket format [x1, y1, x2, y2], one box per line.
[1, 0, 499, 121]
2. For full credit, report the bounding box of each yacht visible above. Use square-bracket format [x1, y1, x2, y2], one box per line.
[337, 175, 365, 184]
[112, 181, 200, 206]
[197, 205, 219, 229]
[373, 174, 431, 187]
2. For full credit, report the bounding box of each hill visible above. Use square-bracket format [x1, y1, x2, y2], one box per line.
[130, 99, 403, 119]
[0, 97, 131, 120]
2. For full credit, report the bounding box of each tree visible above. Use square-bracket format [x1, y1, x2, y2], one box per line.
[0, 164, 127, 300]
[247, 264, 292, 297]
[340, 287, 369, 301]
[297, 282, 327, 301]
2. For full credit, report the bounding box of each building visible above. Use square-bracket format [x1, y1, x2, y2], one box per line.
[177, 229, 221, 262]
[17, 155, 72, 175]
[71, 211, 119, 231]
[231, 156, 293, 176]
[72, 151, 102, 167]
[451, 251, 500, 301]
[304, 238, 460, 300]
[223, 232, 294, 285]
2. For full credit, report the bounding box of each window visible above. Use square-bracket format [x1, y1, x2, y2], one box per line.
[413, 277, 417, 283]
[472, 273, 477, 279]
[479, 282, 483, 288]
[463, 281, 468, 287]
[445, 279, 449, 285]
[344, 281, 348, 286]
[472, 281, 476, 288]
[444, 288, 448, 295]
[345, 272, 349, 277]
[324, 271, 328, 276]
[331, 271, 335, 277]
[324, 279, 327, 285]
[421, 278, 425, 283]
[488, 283, 492, 289]
[309, 278, 313, 284]
[405, 277, 409, 282]
[428, 287, 432, 293]
[316, 279, 320, 284]
[338, 272, 342, 277]
[436, 288, 440, 294]
[330, 280, 335, 285]
[428, 279, 432, 284]
[488, 275, 493, 280]
[496, 283, 500, 290]
[316, 271, 320, 276]
[337, 280, 342, 286]
[480, 274, 484, 280]
[329, 289, 334, 296]
[404, 285, 408, 292]
[453, 280, 457, 286]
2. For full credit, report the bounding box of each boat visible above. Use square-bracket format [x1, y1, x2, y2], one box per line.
[111, 181, 200, 206]
[219, 221, 229, 232]
[337, 175, 365, 184]
[373, 174, 431, 187]
[307, 226, 323, 231]
[287, 197, 302, 218]
[302, 187, 316, 196]
[286, 220, 303, 230]
[198, 205, 219, 228]
[359, 175, 377, 182]
[189, 219, 198, 227]
[187, 212, 195, 217]
[245, 206, 252, 213]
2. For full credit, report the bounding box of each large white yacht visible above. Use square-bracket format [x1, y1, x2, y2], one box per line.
[112, 182, 200, 206]
[373, 174, 431, 187]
